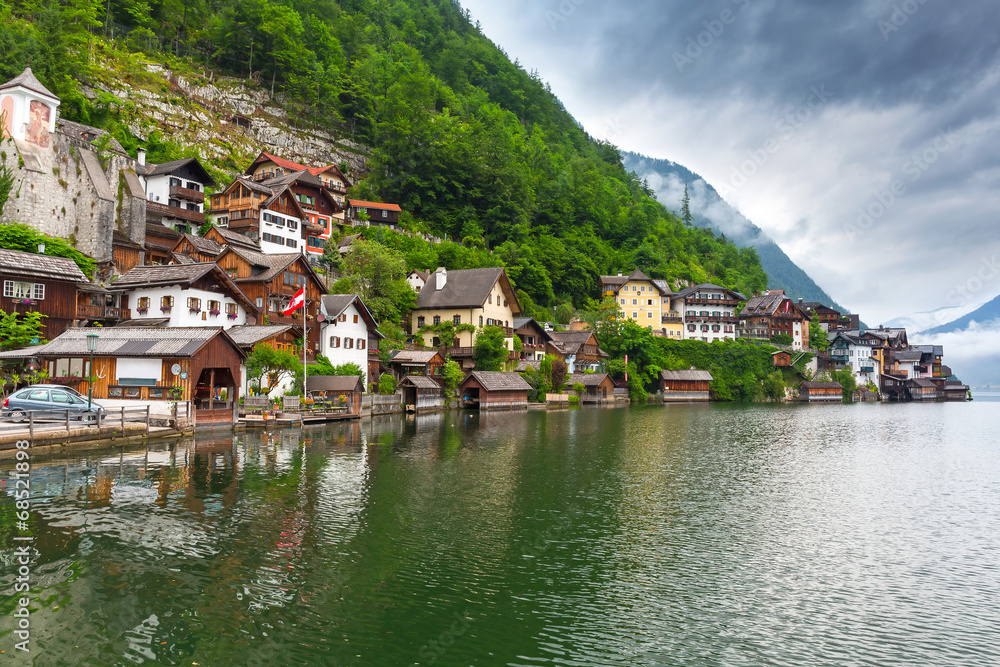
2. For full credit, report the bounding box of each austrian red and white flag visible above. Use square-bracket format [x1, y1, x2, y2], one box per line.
[282, 287, 305, 315]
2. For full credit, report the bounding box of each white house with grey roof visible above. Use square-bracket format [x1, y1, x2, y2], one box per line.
[139, 156, 216, 236]
[320, 294, 383, 385]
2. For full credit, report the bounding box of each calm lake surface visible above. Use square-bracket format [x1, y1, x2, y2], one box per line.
[3, 396, 999, 666]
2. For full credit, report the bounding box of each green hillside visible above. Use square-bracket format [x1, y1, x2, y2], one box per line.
[0, 0, 769, 314]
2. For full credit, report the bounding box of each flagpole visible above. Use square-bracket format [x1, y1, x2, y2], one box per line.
[303, 293, 307, 398]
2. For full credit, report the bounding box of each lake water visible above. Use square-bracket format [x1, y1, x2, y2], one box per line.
[2, 397, 999, 665]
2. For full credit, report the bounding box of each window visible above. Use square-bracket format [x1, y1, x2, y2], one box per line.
[433, 315, 441, 325]
[632, 299, 638, 306]
[453, 315, 461, 325]
[330, 336, 340, 348]
[647, 299, 654, 306]
[688, 325, 697, 332]
[488, 295, 493, 304]
[353, 315, 358, 324]
[382, 210, 388, 218]
[3, 281, 33, 299]
[287, 219, 298, 231]
[170, 177, 181, 187]
[632, 312, 638, 318]
[227, 303, 238, 317]
[620, 298, 626, 305]
[256, 297, 263, 308]
[161, 295, 174, 310]
[207, 300, 220, 314]
[287, 239, 297, 249]
[137, 297, 150, 311]
[186, 181, 201, 191]
[417, 316, 425, 328]
[647, 312, 653, 319]
[169, 198, 181, 208]
[479, 316, 484, 326]
[702, 325, 710, 332]
[358, 339, 366, 350]
[345, 338, 354, 349]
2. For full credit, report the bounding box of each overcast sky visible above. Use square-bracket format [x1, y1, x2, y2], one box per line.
[459, 0, 1000, 326]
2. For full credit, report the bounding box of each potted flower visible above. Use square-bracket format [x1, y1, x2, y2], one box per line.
[136, 306, 149, 314]
[227, 312, 238, 320]
[209, 308, 220, 316]
[161, 306, 172, 313]
[18, 298, 34, 306]
[337, 394, 348, 406]
[189, 306, 201, 314]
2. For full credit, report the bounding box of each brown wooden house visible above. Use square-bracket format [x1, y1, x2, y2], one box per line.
[459, 371, 531, 410]
[169, 233, 224, 263]
[548, 330, 606, 373]
[660, 369, 714, 401]
[513, 317, 552, 361]
[0, 327, 246, 422]
[215, 246, 325, 361]
[0, 247, 88, 339]
[799, 381, 844, 402]
[568, 372, 615, 403]
[772, 350, 792, 367]
[145, 223, 183, 265]
[399, 375, 444, 412]
[202, 225, 262, 253]
[389, 350, 445, 382]
[111, 230, 144, 276]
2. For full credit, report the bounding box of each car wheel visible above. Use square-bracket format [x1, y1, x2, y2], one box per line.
[9, 410, 26, 423]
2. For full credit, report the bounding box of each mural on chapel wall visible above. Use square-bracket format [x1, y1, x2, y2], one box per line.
[0, 96, 12, 138]
[26, 100, 51, 147]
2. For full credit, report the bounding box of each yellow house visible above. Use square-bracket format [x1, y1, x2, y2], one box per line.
[599, 270, 681, 338]
[411, 267, 521, 368]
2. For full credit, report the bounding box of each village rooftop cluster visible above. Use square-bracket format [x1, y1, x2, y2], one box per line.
[0, 67, 969, 419]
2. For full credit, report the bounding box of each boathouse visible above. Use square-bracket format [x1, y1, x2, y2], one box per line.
[0, 327, 246, 422]
[799, 381, 844, 402]
[772, 350, 792, 368]
[306, 375, 364, 416]
[459, 371, 530, 410]
[660, 369, 713, 401]
[398, 375, 444, 412]
[567, 372, 615, 403]
[908, 378, 938, 401]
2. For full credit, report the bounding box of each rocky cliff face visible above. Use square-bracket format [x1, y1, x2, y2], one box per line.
[83, 54, 369, 178]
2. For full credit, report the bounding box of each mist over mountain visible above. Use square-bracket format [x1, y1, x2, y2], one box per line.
[922, 293, 1000, 335]
[623, 152, 848, 312]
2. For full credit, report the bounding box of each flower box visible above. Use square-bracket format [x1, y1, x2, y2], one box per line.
[18, 298, 34, 306]
[227, 313, 238, 320]
[189, 308, 201, 314]
[209, 309, 220, 316]
[136, 307, 149, 314]
[161, 307, 172, 313]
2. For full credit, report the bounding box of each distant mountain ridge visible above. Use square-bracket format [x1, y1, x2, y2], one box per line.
[623, 152, 848, 312]
[922, 292, 1000, 334]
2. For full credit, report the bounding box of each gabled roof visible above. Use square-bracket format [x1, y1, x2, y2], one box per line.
[568, 372, 611, 387]
[599, 270, 672, 296]
[391, 350, 443, 365]
[461, 371, 532, 392]
[112, 230, 143, 250]
[894, 351, 923, 363]
[338, 234, 363, 249]
[549, 331, 597, 344]
[349, 199, 402, 212]
[141, 157, 215, 186]
[0, 327, 245, 360]
[674, 283, 747, 301]
[219, 176, 274, 198]
[399, 375, 442, 390]
[174, 233, 223, 257]
[146, 222, 183, 242]
[909, 378, 938, 389]
[0, 67, 58, 100]
[660, 369, 714, 382]
[512, 317, 552, 340]
[220, 246, 323, 287]
[415, 268, 521, 314]
[321, 294, 381, 335]
[109, 262, 258, 314]
[801, 381, 843, 390]
[170, 252, 196, 265]
[0, 247, 87, 283]
[226, 324, 295, 348]
[740, 292, 810, 319]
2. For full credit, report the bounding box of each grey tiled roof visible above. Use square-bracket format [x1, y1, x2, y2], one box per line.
[214, 227, 260, 251]
[568, 373, 611, 387]
[226, 325, 294, 347]
[674, 283, 746, 301]
[171, 252, 196, 265]
[226, 246, 298, 281]
[306, 375, 364, 393]
[800, 381, 843, 390]
[111, 262, 217, 289]
[415, 268, 506, 310]
[0, 247, 86, 283]
[0, 327, 237, 359]
[56, 119, 127, 154]
[181, 233, 223, 256]
[660, 370, 714, 382]
[391, 350, 441, 364]
[0, 67, 57, 99]
[140, 158, 215, 186]
[400, 375, 442, 390]
[894, 351, 923, 362]
[463, 371, 531, 392]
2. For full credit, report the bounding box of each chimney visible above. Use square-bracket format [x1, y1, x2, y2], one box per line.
[435, 267, 447, 291]
[137, 148, 146, 166]
[798, 298, 803, 304]
[617, 272, 623, 277]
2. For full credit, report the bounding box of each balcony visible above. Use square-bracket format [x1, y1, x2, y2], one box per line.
[169, 185, 205, 204]
[148, 201, 205, 224]
[662, 315, 683, 324]
[684, 297, 739, 307]
[685, 314, 737, 323]
[446, 347, 474, 358]
[77, 303, 129, 320]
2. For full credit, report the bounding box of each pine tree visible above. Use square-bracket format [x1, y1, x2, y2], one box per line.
[681, 185, 693, 226]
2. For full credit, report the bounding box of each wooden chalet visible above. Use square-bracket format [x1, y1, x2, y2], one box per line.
[548, 330, 607, 373]
[111, 230, 144, 276]
[257, 170, 345, 254]
[202, 225, 262, 253]
[399, 375, 444, 413]
[459, 371, 531, 410]
[772, 350, 792, 367]
[347, 200, 402, 228]
[170, 233, 224, 263]
[803, 302, 843, 330]
[244, 151, 351, 199]
[0, 247, 88, 338]
[389, 350, 445, 382]
[145, 223, 183, 265]
[513, 317, 552, 361]
[567, 372, 614, 403]
[0, 327, 246, 422]
[660, 369, 713, 402]
[215, 246, 325, 361]
[305, 375, 364, 416]
[738, 291, 812, 350]
[799, 381, 844, 402]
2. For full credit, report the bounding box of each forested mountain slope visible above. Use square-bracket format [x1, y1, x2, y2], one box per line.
[1, 0, 769, 311]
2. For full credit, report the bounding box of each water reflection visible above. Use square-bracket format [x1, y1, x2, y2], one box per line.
[2, 402, 999, 666]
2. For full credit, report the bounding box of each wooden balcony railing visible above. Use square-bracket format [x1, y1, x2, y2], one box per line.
[683, 297, 739, 307]
[148, 201, 205, 224]
[77, 304, 129, 320]
[446, 347, 474, 358]
[169, 185, 205, 204]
